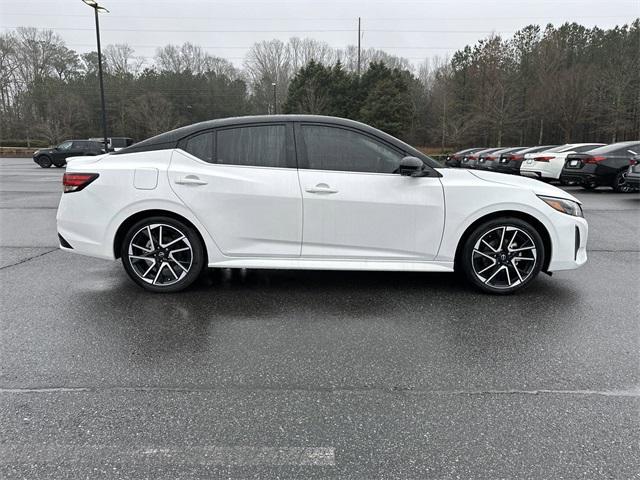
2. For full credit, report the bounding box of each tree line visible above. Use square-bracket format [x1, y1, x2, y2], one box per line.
[0, 21, 637, 149]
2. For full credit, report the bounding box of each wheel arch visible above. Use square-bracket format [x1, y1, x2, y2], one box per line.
[453, 210, 552, 273]
[113, 209, 209, 261]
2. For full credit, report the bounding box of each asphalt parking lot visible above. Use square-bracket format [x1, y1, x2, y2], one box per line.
[1, 157, 638, 479]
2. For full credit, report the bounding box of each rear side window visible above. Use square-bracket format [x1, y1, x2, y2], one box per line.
[183, 131, 214, 163]
[217, 125, 287, 168]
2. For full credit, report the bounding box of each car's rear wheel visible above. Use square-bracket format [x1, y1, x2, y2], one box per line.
[120, 216, 205, 293]
[581, 182, 597, 190]
[461, 217, 545, 294]
[37, 155, 52, 168]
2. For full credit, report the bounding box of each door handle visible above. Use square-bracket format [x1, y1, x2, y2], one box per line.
[305, 183, 338, 194]
[175, 175, 208, 186]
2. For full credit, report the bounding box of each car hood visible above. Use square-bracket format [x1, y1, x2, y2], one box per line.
[466, 169, 580, 203]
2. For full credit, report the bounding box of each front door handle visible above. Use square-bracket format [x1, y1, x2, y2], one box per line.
[305, 183, 338, 194]
[175, 175, 208, 186]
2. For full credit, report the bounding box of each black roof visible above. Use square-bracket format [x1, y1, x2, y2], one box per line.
[113, 115, 437, 166]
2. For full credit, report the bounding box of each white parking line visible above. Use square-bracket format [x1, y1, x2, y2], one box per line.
[0, 445, 336, 466]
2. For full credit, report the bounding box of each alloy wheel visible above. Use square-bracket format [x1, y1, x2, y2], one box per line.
[127, 223, 193, 286]
[471, 225, 537, 289]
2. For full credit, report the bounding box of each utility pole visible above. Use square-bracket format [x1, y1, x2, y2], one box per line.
[272, 82, 277, 115]
[357, 17, 361, 76]
[82, 0, 109, 152]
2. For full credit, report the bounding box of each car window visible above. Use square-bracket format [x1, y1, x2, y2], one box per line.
[57, 141, 72, 150]
[582, 143, 637, 155]
[573, 144, 603, 153]
[216, 125, 287, 168]
[183, 131, 214, 163]
[300, 125, 404, 173]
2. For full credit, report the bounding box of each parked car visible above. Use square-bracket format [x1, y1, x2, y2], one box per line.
[624, 155, 640, 190]
[463, 147, 502, 169]
[520, 143, 605, 181]
[477, 147, 524, 171]
[57, 115, 588, 294]
[88, 137, 134, 152]
[560, 141, 640, 192]
[492, 145, 558, 175]
[445, 147, 484, 167]
[33, 140, 104, 168]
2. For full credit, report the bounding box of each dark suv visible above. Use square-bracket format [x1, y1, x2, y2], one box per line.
[33, 140, 104, 168]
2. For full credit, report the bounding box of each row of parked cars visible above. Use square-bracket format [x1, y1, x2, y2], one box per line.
[445, 141, 640, 193]
[33, 137, 133, 168]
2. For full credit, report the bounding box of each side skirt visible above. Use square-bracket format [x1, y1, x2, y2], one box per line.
[208, 258, 455, 273]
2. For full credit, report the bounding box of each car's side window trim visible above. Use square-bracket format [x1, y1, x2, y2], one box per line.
[294, 122, 407, 174]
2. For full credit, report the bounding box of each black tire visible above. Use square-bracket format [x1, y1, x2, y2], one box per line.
[581, 183, 597, 190]
[120, 216, 205, 293]
[37, 155, 52, 168]
[460, 217, 545, 294]
[612, 170, 633, 193]
[53, 159, 66, 168]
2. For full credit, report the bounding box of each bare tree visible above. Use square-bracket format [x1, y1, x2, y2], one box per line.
[104, 44, 143, 76]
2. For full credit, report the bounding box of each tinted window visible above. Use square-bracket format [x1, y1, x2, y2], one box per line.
[301, 125, 404, 173]
[183, 131, 214, 163]
[573, 144, 604, 153]
[216, 125, 287, 168]
[57, 141, 72, 150]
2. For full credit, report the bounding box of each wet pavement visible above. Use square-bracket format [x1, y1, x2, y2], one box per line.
[1, 158, 639, 478]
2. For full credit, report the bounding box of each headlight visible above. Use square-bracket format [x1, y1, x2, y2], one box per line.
[538, 195, 583, 217]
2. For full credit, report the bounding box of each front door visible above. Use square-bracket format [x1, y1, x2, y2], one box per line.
[296, 124, 445, 260]
[169, 123, 303, 257]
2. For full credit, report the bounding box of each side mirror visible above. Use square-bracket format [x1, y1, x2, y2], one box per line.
[399, 156, 426, 176]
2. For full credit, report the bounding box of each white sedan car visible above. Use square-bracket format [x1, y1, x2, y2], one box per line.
[57, 116, 588, 294]
[520, 143, 605, 181]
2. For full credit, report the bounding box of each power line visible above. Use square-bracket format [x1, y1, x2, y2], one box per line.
[0, 26, 518, 33]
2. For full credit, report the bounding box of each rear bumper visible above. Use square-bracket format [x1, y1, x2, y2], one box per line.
[520, 167, 556, 180]
[492, 162, 521, 174]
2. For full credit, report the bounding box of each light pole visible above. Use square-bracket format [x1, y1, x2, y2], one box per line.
[82, 0, 109, 152]
[272, 82, 277, 115]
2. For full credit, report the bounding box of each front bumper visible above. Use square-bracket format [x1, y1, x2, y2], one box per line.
[624, 172, 640, 188]
[547, 213, 588, 271]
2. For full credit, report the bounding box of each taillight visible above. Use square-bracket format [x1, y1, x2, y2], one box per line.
[486, 155, 497, 160]
[583, 156, 606, 164]
[630, 158, 639, 166]
[534, 156, 554, 162]
[63, 173, 99, 193]
[507, 154, 523, 161]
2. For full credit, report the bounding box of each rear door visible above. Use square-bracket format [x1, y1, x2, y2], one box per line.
[169, 123, 303, 257]
[296, 123, 444, 260]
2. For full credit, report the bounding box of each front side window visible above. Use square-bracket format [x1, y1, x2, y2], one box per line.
[57, 141, 72, 150]
[300, 125, 405, 174]
[216, 125, 287, 168]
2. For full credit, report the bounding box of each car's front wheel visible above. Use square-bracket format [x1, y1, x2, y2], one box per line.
[461, 217, 545, 294]
[120, 216, 205, 292]
[37, 155, 52, 168]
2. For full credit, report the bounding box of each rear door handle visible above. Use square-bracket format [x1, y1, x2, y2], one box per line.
[175, 175, 208, 186]
[305, 183, 338, 194]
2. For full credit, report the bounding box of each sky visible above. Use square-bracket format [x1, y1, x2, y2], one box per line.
[1, 0, 638, 69]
